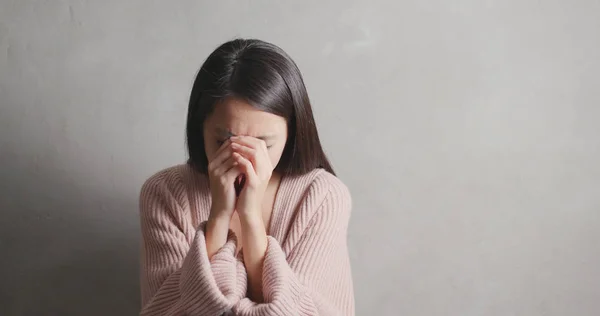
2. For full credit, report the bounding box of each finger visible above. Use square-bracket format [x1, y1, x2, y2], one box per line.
[213, 155, 237, 177]
[223, 161, 242, 183]
[213, 138, 232, 156]
[231, 137, 270, 172]
[208, 142, 233, 172]
[233, 152, 258, 185]
[231, 136, 267, 152]
[230, 142, 258, 165]
[248, 137, 269, 162]
[232, 141, 272, 177]
[215, 138, 235, 157]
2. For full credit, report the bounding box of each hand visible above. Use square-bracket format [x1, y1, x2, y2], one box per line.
[230, 136, 273, 219]
[230, 136, 272, 302]
[207, 139, 240, 221]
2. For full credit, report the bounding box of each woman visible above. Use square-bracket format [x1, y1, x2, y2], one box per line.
[139, 39, 354, 316]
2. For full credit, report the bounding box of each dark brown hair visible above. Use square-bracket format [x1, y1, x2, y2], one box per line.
[186, 38, 334, 176]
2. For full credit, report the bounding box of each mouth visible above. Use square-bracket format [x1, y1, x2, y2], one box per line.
[234, 174, 246, 197]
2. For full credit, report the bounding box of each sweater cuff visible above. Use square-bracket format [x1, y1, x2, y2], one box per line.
[262, 236, 303, 304]
[198, 221, 247, 303]
[234, 236, 310, 315]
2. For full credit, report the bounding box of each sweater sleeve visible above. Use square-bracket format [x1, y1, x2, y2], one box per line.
[233, 178, 355, 316]
[138, 173, 247, 316]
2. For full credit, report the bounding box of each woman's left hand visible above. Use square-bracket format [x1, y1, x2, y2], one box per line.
[230, 136, 273, 219]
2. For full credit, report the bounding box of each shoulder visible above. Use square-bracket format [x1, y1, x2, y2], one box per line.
[140, 164, 186, 194]
[312, 170, 352, 203]
[139, 164, 205, 205]
[314, 170, 352, 216]
[293, 169, 352, 218]
[309, 169, 352, 203]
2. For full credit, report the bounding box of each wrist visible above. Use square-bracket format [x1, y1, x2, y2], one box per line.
[208, 210, 231, 226]
[239, 212, 264, 230]
[239, 212, 267, 251]
[207, 212, 231, 235]
[206, 213, 231, 258]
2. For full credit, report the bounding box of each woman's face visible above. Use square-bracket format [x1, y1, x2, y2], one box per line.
[203, 97, 288, 171]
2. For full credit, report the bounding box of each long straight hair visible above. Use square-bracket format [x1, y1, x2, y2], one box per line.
[186, 39, 334, 176]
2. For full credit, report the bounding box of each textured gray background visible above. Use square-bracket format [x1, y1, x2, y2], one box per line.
[1, 1, 599, 315]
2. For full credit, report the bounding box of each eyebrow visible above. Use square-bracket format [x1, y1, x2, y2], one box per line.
[215, 127, 276, 141]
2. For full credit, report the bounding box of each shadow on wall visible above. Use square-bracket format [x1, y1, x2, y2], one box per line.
[0, 153, 141, 315]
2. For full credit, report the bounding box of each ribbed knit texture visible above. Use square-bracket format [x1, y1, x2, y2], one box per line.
[139, 164, 354, 316]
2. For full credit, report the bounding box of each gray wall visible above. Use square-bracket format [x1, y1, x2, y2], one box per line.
[1, 1, 599, 315]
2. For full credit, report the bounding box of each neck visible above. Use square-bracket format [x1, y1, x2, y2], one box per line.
[269, 172, 282, 187]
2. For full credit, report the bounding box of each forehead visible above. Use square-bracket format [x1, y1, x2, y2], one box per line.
[206, 98, 286, 136]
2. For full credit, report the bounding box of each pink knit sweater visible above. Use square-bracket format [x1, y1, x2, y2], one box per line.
[138, 164, 354, 315]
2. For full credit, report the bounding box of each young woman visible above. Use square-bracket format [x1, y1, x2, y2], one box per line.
[139, 39, 354, 316]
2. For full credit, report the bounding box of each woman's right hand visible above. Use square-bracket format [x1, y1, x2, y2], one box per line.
[208, 139, 240, 220]
[206, 139, 240, 258]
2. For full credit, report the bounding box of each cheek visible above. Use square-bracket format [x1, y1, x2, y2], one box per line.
[204, 137, 218, 161]
[268, 143, 286, 169]
[268, 128, 288, 169]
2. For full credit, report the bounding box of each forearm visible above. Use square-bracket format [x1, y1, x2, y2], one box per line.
[239, 213, 268, 302]
[206, 212, 231, 259]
